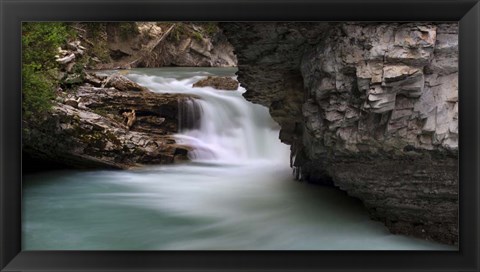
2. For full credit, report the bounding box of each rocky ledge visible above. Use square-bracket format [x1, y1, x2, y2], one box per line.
[23, 73, 196, 170]
[192, 76, 239, 90]
[221, 22, 458, 245]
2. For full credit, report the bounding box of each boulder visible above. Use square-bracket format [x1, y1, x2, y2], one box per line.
[102, 73, 149, 92]
[192, 76, 239, 90]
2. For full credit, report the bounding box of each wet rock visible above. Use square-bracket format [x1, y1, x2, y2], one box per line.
[102, 73, 149, 92]
[221, 22, 330, 146]
[24, 74, 199, 169]
[192, 76, 239, 90]
[84, 73, 104, 87]
[221, 22, 458, 245]
[173, 146, 191, 163]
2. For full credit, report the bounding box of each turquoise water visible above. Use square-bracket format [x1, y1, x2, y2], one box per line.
[22, 68, 456, 250]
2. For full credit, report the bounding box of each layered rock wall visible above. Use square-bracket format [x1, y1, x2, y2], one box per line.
[300, 23, 458, 155]
[221, 22, 458, 245]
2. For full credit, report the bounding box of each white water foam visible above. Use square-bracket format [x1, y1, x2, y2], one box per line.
[125, 69, 290, 165]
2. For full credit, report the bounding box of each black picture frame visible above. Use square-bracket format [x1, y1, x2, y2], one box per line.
[1, 0, 479, 271]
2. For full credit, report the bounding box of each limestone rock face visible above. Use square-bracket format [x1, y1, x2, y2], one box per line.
[300, 23, 458, 155]
[23, 74, 197, 169]
[221, 22, 458, 245]
[221, 23, 331, 145]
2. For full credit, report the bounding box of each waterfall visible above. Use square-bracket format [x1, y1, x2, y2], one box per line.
[178, 98, 202, 131]
[125, 68, 290, 164]
[24, 68, 455, 251]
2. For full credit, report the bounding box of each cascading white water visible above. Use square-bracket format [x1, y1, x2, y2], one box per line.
[22, 68, 455, 250]
[125, 68, 290, 164]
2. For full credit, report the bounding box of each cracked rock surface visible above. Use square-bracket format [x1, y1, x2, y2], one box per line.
[221, 22, 458, 245]
[24, 74, 196, 169]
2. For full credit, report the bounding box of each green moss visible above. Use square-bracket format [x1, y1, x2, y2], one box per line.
[168, 22, 218, 43]
[81, 23, 111, 63]
[91, 107, 110, 117]
[133, 147, 145, 156]
[22, 65, 56, 118]
[84, 23, 104, 38]
[191, 31, 203, 42]
[169, 23, 189, 42]
[105, 131, 122, 146]
[62, 72, 85, 86]
[79, 130, 107, 149]
[22, 22, 73, 118]
[118, 22, 139, 40]
[200, 23, 219, 37]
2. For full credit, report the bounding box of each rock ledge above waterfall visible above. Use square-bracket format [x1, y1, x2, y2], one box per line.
[192, 76, 239, 90]
[23, 73, 197, 170]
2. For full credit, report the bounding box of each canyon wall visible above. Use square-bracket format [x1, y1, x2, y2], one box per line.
[82, 22, 237, 69]
[221, 22, 458, 245]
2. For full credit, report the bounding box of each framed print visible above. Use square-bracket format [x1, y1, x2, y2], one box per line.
[1, 0, 479, 271]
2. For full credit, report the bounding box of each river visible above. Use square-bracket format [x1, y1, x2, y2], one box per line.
[22, 67, 454, 250]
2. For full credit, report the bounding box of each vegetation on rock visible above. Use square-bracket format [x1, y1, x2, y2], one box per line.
[22, 22, 72, 118]
[22, 21, 237, 171]
[79, 22, 237, 69]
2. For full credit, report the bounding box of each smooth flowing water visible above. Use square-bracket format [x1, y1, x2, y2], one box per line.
[23, 68, 454, 250]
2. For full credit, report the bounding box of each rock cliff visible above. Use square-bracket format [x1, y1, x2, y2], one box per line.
[78, 22, 237, 69]
[221, 22, 458, 245]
